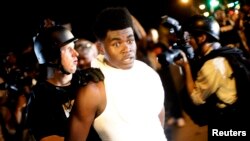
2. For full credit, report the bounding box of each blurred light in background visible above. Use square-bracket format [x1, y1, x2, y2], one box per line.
[203, 11, 210, 17]
[210, 0, 219, 8]
[181, 0, 189, 4]
[199, 4, 206, 10]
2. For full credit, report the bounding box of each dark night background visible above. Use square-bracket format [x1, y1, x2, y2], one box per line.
[1, 0, 205, 54]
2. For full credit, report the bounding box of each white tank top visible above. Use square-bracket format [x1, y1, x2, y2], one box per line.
[92, 55, 167, 141]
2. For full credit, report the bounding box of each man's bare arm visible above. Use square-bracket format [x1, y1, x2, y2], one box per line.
[65, 82, 105, 141]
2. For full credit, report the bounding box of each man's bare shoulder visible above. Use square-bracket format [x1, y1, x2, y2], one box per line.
[76, 81, 106, 117]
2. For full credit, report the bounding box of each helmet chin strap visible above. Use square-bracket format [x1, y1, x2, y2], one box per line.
[58, 58, 71, 75]
[59, 65, 70, 75]
[46, 62, 71, 75]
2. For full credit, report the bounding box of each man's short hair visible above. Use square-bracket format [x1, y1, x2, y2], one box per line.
[93, 7, 133, 40]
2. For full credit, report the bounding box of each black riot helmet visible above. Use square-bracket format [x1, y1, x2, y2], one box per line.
[184, 15, 220, 41]
[34, 26, 77, 69]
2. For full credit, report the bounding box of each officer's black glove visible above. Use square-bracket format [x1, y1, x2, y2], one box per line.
[73, 68, 104, 86]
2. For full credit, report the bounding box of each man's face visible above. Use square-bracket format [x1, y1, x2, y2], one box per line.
[101, 27, 136, 70]
[76, 45, 97, 69]
[60, 42, 79, 73]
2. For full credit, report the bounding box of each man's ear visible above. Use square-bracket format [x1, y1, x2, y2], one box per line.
[96, 41, 105, 55]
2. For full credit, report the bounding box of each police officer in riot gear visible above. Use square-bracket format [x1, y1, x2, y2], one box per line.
[27, 26, 103, 141]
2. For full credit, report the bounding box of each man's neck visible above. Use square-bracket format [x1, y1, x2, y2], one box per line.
[47, 71, 72, 87]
